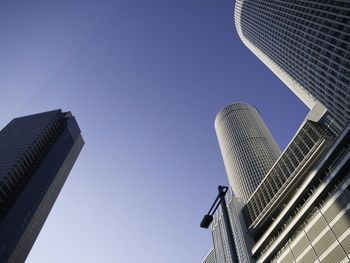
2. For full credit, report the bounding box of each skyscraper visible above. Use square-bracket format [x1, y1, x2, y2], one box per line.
[215, 102, 281, 202]
[231, 2, 350, 262]
[0, 110, 84, 263]
[235, 0, 350, 126]
[204, 2, 350, 262]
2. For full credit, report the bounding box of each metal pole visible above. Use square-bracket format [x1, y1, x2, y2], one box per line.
[218, 186, 239, 263]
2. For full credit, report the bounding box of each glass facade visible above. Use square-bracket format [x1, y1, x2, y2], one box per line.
[245, 121, 332, 228]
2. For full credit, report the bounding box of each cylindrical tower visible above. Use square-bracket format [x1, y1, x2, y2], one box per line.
[215, 102, 281, 202]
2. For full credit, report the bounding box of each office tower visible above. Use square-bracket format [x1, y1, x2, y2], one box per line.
[0, 110, 84, 263]
[215, 102, 281, 202]
[235, 0, 350, 126]
[202, 248, 216, 263]
[209, 102, 350, 263]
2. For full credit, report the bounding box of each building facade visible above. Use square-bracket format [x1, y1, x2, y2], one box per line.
[246, 120, 350, 263]
[235, 0, 350, 126]
[202, 248, 216, 263]
[0, 110, 84, 263]
[210, 192, 255, 263]
[215, 102, 281, 202]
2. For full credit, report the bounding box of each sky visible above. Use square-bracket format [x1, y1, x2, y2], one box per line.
[0, 0, 309, 262]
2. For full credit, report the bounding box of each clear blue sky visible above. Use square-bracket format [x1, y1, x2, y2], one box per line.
[0, 1, 308, 262]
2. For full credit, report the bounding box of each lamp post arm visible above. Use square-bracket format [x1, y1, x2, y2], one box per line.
[207, 195, 220, 216]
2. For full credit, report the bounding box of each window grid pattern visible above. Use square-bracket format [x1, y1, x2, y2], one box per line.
[215, 103, 281, 202]
[235, 0, 350, 126]
[246, 121, 331, 227]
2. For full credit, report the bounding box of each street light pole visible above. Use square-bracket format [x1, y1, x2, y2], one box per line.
[200, 185, 239, 263]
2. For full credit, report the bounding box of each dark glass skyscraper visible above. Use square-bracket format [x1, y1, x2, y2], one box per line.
[0, 110, 84, 263]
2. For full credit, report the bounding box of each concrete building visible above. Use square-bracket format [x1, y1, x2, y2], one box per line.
[0, 110, 84, 262]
